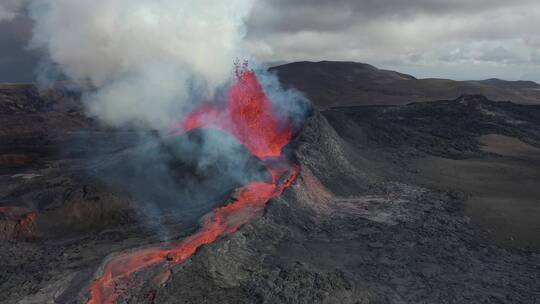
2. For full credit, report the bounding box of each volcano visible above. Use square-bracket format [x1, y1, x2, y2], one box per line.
[1, 64, 540, 304]
[86, 65, 301, 304]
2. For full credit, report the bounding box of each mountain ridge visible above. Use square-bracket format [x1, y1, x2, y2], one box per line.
[270, 61, 540, 108]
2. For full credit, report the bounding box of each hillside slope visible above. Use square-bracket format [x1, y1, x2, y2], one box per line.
[270, 61, 540, 108]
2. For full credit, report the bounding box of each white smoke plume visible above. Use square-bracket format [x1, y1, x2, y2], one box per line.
[24, 0, 310, 237]
[0, 0, 26, 22]
[29, 0, 255, 129]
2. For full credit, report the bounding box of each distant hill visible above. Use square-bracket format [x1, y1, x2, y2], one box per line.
[270, 61, 540, 108]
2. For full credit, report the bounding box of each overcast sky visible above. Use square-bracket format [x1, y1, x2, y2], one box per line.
[1, 0, 540, 82]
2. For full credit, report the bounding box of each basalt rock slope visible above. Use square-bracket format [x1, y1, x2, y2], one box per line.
[0, 85, 539, 304]
[128, 98, 540, 304]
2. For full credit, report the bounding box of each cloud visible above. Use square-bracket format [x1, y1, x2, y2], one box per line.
[249, 0, 539, 34]
[246, 0, 540, 81]
[0, 0, 26, 22]
[1, 1, 540, 83]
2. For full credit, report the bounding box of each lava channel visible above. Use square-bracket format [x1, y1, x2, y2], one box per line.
[87, 66, 301, 304]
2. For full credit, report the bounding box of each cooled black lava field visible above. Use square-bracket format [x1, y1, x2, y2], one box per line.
[1, 84, 540, 303]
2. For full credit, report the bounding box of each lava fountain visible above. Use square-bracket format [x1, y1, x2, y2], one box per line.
[87, 65, 301, 304]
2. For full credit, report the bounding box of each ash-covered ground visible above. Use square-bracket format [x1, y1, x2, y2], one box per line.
[1, 84, 539, 303]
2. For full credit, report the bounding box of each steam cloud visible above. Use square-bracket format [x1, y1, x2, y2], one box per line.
[0, 0, 26, 22]
[29, 0, 255, 129]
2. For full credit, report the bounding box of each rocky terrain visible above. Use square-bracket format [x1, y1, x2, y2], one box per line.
[1, 82, 539, 303]
[271, 61, 540, 108]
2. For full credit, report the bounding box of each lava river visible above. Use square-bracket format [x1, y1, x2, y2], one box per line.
[87, 67, 301, 304]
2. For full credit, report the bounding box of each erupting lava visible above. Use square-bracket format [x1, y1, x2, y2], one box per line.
[87, 65, 301, 304]
[180, 66, 293, 159]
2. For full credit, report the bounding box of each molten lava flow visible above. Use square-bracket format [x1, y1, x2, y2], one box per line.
[87, 66, 300, 304]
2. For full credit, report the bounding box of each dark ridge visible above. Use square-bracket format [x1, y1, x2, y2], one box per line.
[478, 78, 540, 89]
[270, 61, 540, 108]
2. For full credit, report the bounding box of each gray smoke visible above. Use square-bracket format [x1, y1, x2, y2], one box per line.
[0, 0, 26, 22]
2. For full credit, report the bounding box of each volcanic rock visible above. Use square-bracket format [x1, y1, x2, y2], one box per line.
[138, 105, 540, 303]
[1, 83, 539, 304]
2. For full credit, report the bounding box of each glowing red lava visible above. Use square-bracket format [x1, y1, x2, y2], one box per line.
[87, 66, 300, 304]
[180, 68, 292, 159]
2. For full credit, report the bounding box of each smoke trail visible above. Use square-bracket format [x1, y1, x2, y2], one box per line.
[28, 0, 255, 129]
